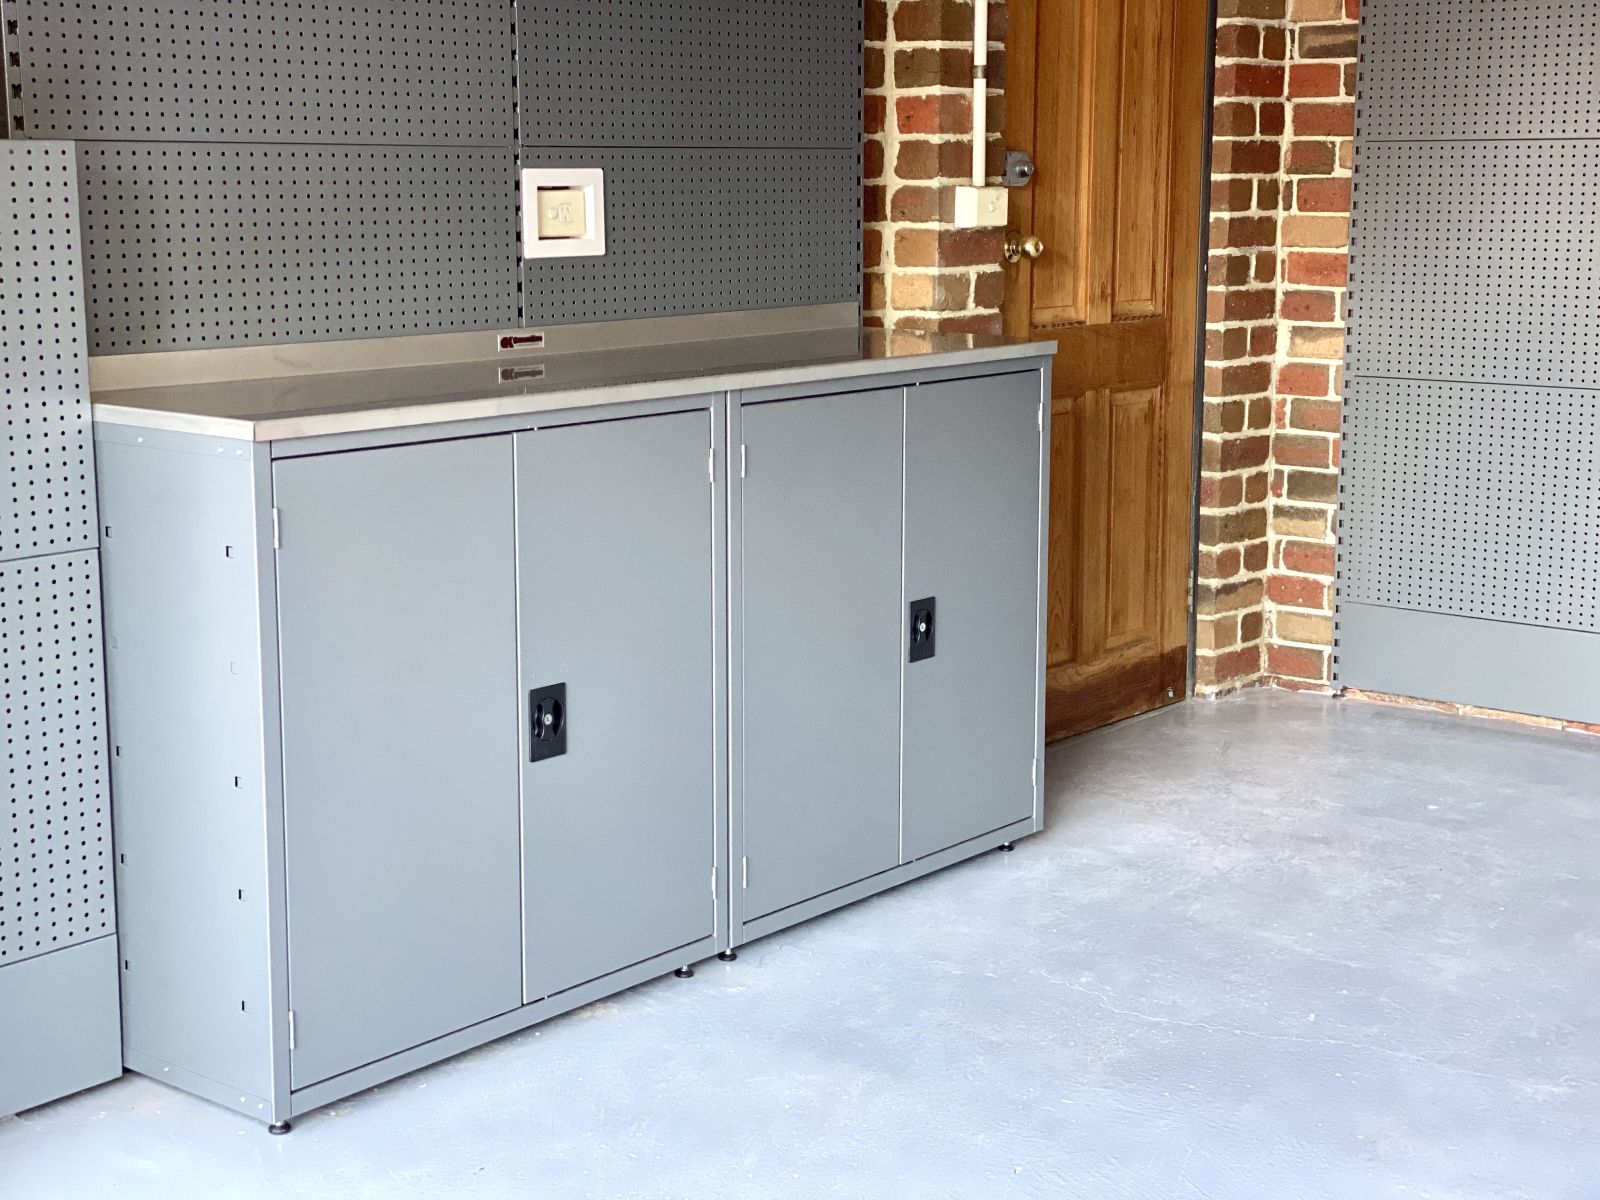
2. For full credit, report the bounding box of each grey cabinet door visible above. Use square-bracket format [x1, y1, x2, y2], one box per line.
[739, 389, 905, 919]
[274, 438, 522, 1088]
[902, 373, 1043, 861]
[517, 411, 717, 1002]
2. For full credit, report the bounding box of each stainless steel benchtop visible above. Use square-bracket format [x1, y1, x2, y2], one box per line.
[90, 329, 1057, 443]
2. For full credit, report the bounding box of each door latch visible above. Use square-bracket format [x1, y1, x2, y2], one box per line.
[529, 683, 567, 762]
[909, 598, 937, 663]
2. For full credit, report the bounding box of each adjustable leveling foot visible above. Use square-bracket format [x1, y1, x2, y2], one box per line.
[268, 1121, 292, 1136]
[717, 950, 738, 962]
[998, 842, 1015, 852]
[674, 965, 695, 978]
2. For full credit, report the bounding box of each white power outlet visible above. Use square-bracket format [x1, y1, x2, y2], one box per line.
[954, 185, 1009, 229]
[521, 168, 606, 259]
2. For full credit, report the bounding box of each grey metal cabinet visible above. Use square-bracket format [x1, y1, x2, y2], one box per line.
[902, 373, 1044, 861]
[732, 370, 1048, 946]
[516, 412, 719, 1002]
[93, 345, 1051, 1129]
[274, 439, 524, 1087]
[738, 389, 906, 920]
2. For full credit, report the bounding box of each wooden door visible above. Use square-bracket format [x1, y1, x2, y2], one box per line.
[1004, 0, 1209, 741]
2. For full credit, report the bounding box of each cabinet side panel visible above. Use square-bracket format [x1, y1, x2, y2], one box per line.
[902, 372, 1045, 860]
[97, 435, 274, 1101]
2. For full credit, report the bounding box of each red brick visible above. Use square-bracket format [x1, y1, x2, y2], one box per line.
[1280, 539, 1336, 576]
[894, 46, 972, 89]
[1286, 139, 1336, 175]
[1285, 251, 1349, 287]
[1212, 215, 1278, 249]
[1196, 645, 1263, 690]
[1289, 397, 1341, 433]
[1267, 643, 1328, 682]
[1212, 139, 1282, 175]
[1296, 176, 1352, 212]
[1220, 435, 1271, 471]
[897, 94, 971, 136]
[1216, 64, 1286, 99]
[1214, 23, 1261, 59]
[1267, 573, 1330, 610]
[1281, 288, 1338, 322]
[1288, 63, 1343, 97]
[1275, 433, 1335, 469]
[1212, 103, 1258, 139]
[1293, 101, 1355, 137]
[1278, 362, 1331, 396]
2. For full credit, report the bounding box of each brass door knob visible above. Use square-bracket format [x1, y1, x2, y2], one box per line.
[1004, 233, 1046, 264]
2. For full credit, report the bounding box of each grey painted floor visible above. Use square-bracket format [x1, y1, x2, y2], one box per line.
[4, 690, 1598, 1199]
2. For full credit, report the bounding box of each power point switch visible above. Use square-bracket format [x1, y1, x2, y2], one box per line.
[537, 188, 588, 240]
[954, 185, 1010, 229]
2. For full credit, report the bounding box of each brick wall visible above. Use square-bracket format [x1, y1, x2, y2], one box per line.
[866, 1, 1008, 336]
[1196, 0, 1358, 695]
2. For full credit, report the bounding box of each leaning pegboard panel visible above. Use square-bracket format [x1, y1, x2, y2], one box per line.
[1, 0, 513, 144]
[518, 0, 862, 148]
[1357, 1, 1600, 141]
[0, 142, 97, 564]
[1339, 378, 1599, 633]
[520, 148, 861, 325]
[1346, 140, 1600, 388]
[79, 144, 520, 353]
[0, 551, 114, 966]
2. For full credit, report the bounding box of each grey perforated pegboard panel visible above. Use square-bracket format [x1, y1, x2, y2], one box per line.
[520, 148, 861, 325]
[1340, 378, 1599, 632]
[1357, 1, 1600, 141]
[0, 141, 96, 564]
[518, 1, 862, 148]
[1, 0, 514, 144]
[1346, 140, 1600, 386]
[1338, 0, 1600, 718]
[0, 550, 114, 967]
[78, 144, 520, 353]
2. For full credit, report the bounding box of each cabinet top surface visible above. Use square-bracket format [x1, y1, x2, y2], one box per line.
[90, 329, 1056, 443]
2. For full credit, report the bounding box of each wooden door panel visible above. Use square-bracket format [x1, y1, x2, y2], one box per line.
[1107, 387, 1160, 644]
[1113, 0, 1175, 318]
[1007, 0, 1208, 739]
[1031, 1, 1090, 321]
[1047, 399, 1079, 670]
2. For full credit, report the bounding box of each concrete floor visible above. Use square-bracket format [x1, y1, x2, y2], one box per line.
[4, 690, 1598, 1199]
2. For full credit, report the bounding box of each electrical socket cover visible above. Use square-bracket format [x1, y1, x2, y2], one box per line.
[953, 185, 1009, 228]
[521, 168, 606, 258]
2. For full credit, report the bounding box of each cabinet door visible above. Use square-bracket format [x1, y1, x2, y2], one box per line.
[517, 411, 716, 1002]
[902, 373, 1044, 860]
[739, 389, 904, 919]
[275, 438, 522, 1088]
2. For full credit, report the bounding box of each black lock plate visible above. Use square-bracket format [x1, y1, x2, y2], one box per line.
[529, 682, 567, 762]
[909, 598, 937, 663]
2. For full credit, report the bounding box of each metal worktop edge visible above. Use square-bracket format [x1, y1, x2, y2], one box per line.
[92, 335, 1058, 443]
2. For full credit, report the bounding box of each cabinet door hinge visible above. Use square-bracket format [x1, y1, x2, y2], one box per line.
[741, 856, 749, 889]
[287, 1010, 297, 1051]
[272, 508, 281, 549]
[739, 444, 747, 479]
[708, 448, 715, 483]
[710, 867, 717, 900]
[1037, 400, 1044, 432]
